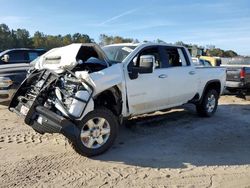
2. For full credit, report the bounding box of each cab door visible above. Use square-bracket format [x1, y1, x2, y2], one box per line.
[124, 46, 171, 115]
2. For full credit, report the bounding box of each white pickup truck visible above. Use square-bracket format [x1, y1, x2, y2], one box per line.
[9, 43, 226, 156]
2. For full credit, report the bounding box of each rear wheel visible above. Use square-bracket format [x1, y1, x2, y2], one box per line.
[245, 92, 250, 101]
[227, 88, 237, 93]
[196, 89, 219, 117]
[70, 108, 119, 157]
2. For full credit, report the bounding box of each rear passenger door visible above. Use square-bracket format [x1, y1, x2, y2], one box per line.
[162, 47, 197, 106]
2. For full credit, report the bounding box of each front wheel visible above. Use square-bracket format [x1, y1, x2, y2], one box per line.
[196, 89, 219, 117]
[70, 108, 119, 157]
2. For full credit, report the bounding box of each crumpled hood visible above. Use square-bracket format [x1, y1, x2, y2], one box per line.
[34, 43, 108, 73]
[34, 44, 82, 72]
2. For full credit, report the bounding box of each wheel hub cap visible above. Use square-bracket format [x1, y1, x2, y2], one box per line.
[80, 117, 111, 149]
[92, 129, 101, 138]
[207, 94, 216, 113]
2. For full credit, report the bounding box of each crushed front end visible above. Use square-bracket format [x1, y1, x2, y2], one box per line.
[9, 69, 94, 141]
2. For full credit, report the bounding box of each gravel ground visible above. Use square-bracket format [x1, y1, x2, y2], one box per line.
[0, 95, 250, 188]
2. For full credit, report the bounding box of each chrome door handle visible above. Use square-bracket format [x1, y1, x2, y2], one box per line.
[189, 71, 196, 75]
[159, 74, 168, 79]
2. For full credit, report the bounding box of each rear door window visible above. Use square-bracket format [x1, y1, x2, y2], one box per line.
[164, 47, 189, 67]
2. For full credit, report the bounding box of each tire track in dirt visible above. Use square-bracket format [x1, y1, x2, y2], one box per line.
[0, 152, 89, 187]
[0, 131, 67, 146]
[1, 152, 250, 188]
[0, 151, 144, 188]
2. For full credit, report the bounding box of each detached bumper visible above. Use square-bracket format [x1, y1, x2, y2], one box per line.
[10, 105, 80, 141]
[35, 106, 80, 141]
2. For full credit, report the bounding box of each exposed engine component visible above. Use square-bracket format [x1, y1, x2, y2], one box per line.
[14, 69, 94, 124]
[52, 73, 92, 118]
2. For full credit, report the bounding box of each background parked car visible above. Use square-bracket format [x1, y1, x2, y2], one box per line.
[223, 57, 250, 100]
[0, 48, 46, 105]
[0, 64, 31, 105]
[0, 48, 46, 65]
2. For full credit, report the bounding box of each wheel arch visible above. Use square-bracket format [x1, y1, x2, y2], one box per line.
[199, 80, 221, 104]
[93, 86, 123, 116]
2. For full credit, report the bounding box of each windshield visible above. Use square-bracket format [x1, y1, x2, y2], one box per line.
[102, 45, 137, 63]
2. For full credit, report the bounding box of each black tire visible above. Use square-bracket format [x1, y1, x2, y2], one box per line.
[245, 94, 250, 101]
[227, 88, 237, 93]
[196, 89, 219, 117]
[70, 108, 119, 157]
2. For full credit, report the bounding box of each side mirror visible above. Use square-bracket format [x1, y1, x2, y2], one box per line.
[139, 55, 155, 73]
[1, 54, 9, 63]
[129, 55, 155, 80]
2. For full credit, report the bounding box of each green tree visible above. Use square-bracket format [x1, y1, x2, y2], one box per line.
[15, 29, 32, 47]
[72, 33, 92, 43]
[0, 24, 12, 49]
[0, 23, 241, 57]
[224, 50, 238, 57]
[44, 35, 62, 49]
[206, 48, 238, 57]
[32, 31, 46, 49]
[99, 34, 133, 45]
[62, 34, 72, 45]
[206, 48, 224, 57]
[99, 34, 113, 46]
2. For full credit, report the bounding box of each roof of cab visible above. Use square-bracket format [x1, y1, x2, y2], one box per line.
[103, 43, 140, 47]
[103, 42, 184, 48]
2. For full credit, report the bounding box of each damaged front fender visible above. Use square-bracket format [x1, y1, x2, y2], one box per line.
[89, 64, 124, 95]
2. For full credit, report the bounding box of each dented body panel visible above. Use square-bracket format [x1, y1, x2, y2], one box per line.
[90, 64, 124, 95]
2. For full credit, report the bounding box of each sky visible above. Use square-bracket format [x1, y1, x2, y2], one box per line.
[0, 0, 250, 55]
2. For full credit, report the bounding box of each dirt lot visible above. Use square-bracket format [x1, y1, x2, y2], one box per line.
[0, 95, 250, 188]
